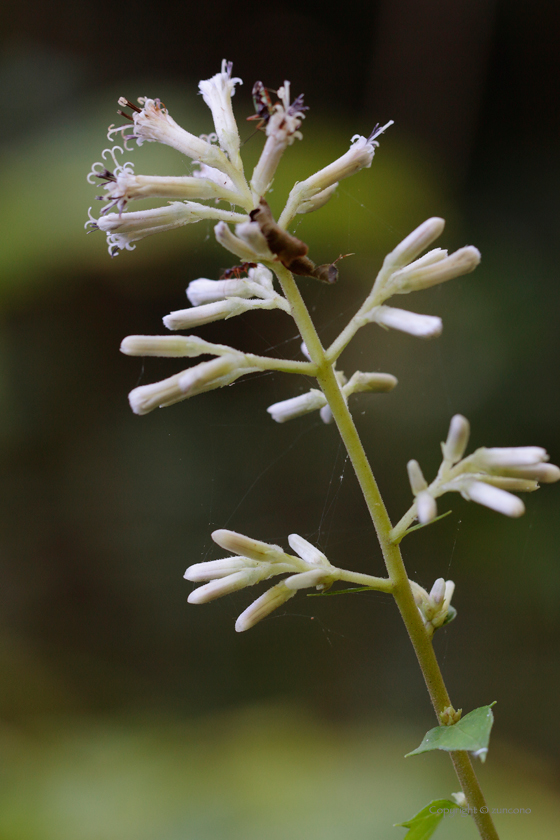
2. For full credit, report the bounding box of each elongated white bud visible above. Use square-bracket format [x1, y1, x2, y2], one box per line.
[296, 183, 338, 215]
[343, 371, 398, 395]
[385, 217, 445, 269]
[497, 463, 560, 483]
[120, 335, 214, 357]
[164, 299, 254, 330]
[416, 491, 437, 524]
[429, 577, 446, 607]
[267, 390, 326, 423]
[235, 582, 296, 632]
[128, 369, 192, 415]
[185, 557, 259, 582]
[460, 480, 525, 518]
[407, 459, 427, 495]
[287, 534, 331, 569]
[186, 278, 255, 306]
[471, 446, 548, 470]
[442, 415, 470, 463]
[368, 305, 442, 338]
[212, 529, 286, 563]
[215, 221, 273, 262]
[389, 246, 481, 294]
[177, 355, 251, 396]
[284, 569, 329, 590]
[188, 569, 263, 604]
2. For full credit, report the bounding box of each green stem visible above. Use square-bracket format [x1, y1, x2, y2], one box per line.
[273, 263, 500, 840]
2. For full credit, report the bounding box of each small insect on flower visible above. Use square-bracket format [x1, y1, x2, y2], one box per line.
[219, 262, 257, 280]
[247, 82, 276, 132]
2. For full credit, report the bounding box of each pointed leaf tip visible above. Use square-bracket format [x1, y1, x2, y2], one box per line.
[406, 703, 496, 762]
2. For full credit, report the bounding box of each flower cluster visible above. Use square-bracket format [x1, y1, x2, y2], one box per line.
[406, 414, 560, 522]
[184, 530, 335, 632]
[352, 217, 481, 341]
[409, 578, 456, 637]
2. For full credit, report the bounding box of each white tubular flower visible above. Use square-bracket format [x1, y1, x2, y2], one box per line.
[442, 414, 470, 464]
[267, 390, 326, 423]
[235, 582, 297, 632]
[128, 354, 256, 415]
[108, 97, 228, 170]
[88, 202, 247, 255]
[120, 335, 217, 357]
[99, 172, 243, 214]
[279, 123, 392, 225]
[199, 60, 243, 167]
[366, 305, 443, 338]
[386, 246, 481, 296]
[407, 460, 427, 495]
[214, 221, 275, 262]
[458, 479, 526, 518]
[250, 81, 306, 197]
[416, 491, 438, 524]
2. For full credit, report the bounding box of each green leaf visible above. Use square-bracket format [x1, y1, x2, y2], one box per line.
[396, 799, 459, 839]
[308, 586, 377, 597]
[406, 703, 496, 763]
[394, 511, 452, 544]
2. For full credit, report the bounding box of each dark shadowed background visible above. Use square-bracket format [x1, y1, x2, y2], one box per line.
[1, 1, 560, 837]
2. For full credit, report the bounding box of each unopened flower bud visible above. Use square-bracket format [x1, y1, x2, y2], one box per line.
[215, 221, 274, 262]
[120, 335, 213, 357]
[429, 577, 446, 607]
[184, 557, 259, 582]
[287, 534, 331, 569]
[267, 390, 326, 423]
[163, 299, 254, 330]
[295, 183, 338, 215]
[471, 446, 548, 470]
[460, 480, 525, 518]
[186, 278, 255, 306]
[188, 569, 263, 604]
[368, 305, 442, 338]
[235, 581, 297, 632]
[407, 460, 427, 495]
[385, 217, 445, 269]
[177, 355, 251, 396]
[442, 415, 470, 463]
[343, 371, 398, 395]
[212, 529, 286, 563]
[416, 491, 437, 524]
[498, 463, 560, 483]
[389, 246, 481, 294]
[284, 569, 329, 590]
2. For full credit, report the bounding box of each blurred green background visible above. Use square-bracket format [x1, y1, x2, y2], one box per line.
[1, 0, 560, 837]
